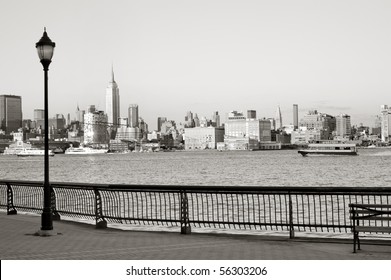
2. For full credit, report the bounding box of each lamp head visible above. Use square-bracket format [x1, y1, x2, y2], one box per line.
[36, 28, 55, 69]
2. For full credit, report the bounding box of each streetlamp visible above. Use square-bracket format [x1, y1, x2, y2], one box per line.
[36, 28, 55, 233]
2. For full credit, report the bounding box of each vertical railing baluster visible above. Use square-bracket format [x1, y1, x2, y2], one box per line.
[50, 185, 60, 220]
[6, 183, 17, 215]
[94, 188, 107, 229]
[289, 192, 294, 239]
[180, 190, 191, 234]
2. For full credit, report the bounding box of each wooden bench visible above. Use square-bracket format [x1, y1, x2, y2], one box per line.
[349, 203, 391, 253]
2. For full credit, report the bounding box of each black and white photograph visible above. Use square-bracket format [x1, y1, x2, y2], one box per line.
[1, 0, 391, 279]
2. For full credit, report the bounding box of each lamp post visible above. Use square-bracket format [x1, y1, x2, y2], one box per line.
[36, 28, 55, 232]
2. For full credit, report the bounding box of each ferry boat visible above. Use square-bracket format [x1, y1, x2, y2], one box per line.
[65, 146, 108, 155]
[3, 141, 33, 155]
[298, 143, 358, 156]
[17, 148, 55, 157]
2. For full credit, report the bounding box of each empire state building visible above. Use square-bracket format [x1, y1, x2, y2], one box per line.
[106, 67, 120, 128]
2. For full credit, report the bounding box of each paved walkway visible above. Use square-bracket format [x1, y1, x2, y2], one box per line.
[1, 212, 391, 260]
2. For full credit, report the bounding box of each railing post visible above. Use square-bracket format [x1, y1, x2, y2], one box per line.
[6, 183, 17, 215]
[289, 193, 295, 239]
[180, 190, 191, 234]
[50, 186, 61, 221]
[94, 188, 107, 229]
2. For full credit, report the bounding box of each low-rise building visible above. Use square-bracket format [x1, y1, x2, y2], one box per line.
[185, 127, 224, 150]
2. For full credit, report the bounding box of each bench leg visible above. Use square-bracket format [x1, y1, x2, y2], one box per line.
[353, 231, 359, 253]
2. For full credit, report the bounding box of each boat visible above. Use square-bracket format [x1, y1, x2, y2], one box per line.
[65, 146, 108, 155]
[3, 141, 33, 155]
[17, 148, 54, 157]
[298, 143, 358, 156]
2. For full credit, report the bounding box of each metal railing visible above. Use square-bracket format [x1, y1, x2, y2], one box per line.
[1, 180, 391, 237]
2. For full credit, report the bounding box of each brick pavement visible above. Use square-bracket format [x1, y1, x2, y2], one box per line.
[1, 212, 391, 260]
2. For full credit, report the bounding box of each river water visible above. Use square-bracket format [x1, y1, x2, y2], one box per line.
[2, 148, 391, 238]
[1, 148, 390, 187]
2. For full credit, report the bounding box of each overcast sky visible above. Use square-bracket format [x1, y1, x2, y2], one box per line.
[1, 0, 390, 130]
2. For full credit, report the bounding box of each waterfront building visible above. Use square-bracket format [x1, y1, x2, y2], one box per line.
[128, 104, 139, 128]
[0, 95, 22, 134]
[185, 127, 224, 150]
[293, 104, 298, 130]
[299, 110, 335, 139]
[147, 130, 160, 142]
[83, 106, 108, 145]
[275, 105, 282, 130]
[115, 118, 141, 141]
[290, 127, 328, 144]
[223, 110, 272, 150]
[157, 117, 167, 132]
[106, 67, 120, 128]
[259, 119, 272, 142]
[335, 114, 351, 137]
[380, 105, 391, 142]
[160, 120, 176, 135]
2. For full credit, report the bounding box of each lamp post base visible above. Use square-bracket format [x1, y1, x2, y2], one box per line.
[35, 229, 58, 237]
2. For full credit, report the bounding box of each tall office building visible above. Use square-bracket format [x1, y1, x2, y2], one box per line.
[157, 117, 167, 132]
[247, 110, 256, 119]
[84, 105, 108, 145]
[293, 104, 298, 130]
[106, 67, 120, 128]
[381, 105, 391, 142]
[211, 111, 220, 128]
[336, 114, 351, 137]
[34, 109, 45, 121]
[185, 111, 194, 128]
[128, 104, 139, 128]
[0, 95, 22, 134]
[275, 105, 282, 130]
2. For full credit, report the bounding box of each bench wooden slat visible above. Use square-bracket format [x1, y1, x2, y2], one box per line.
[350, 216, 391, 221]
[349, 204, 391, 208]
[350, 209, 391, 214]
[355, 226, 391, 233]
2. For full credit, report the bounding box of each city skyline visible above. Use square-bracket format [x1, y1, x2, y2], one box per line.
[1, 0, 391, 130]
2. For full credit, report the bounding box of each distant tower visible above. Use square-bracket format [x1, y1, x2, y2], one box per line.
[293, 104, 298, 130]
[0, 95, 22, 134]
[157, 117, 167, 132]
[211, 111, 220, 127]
[336, 114, 351, 137]
[247, 110, 256, 119]
[275, 105, 282, 130]
[106, 66, 120, 128]
[128, 104, 139, 128]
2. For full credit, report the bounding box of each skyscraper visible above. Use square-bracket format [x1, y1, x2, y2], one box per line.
[275, 105, 282, 130]
[293, 104, 298, 130]
[128, 104, 139, 128]
[381, 105, 391, 142]
[157, 117, 167, 132]
[84, 106, 108, 145]
[336, 114, 351, 137]
[106, 66, 120, 128]
[0, 95, 22, 134]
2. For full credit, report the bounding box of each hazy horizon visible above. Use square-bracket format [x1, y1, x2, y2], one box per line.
[1, 0, 390, 130]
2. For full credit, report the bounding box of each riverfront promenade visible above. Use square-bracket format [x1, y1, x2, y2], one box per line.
[1, 212, 391, 260]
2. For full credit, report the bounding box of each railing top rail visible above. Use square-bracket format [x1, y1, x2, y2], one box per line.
[1, 180, 391, 194]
